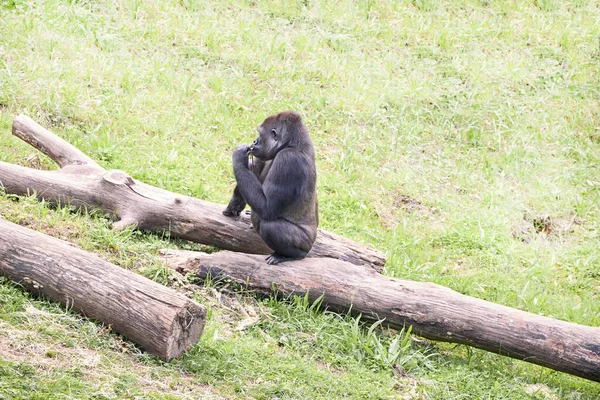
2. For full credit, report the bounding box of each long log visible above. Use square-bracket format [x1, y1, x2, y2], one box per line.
[0, 218, 206, 361]
[0, 114, 385, 271]
[160, 249, 600, 382]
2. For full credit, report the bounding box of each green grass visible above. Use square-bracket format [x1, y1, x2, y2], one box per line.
[1, 0, 600, 398]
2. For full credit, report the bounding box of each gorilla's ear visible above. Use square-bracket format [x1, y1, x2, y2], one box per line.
[271, 129, 278, 140]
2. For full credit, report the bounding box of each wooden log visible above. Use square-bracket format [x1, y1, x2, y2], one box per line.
[0, 218, 206, 361]
[12, 114, 100, 168]
[0, 114, 385, 272]
[160, 249, 600, 382]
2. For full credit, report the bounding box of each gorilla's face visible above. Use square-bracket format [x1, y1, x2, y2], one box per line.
[251, 115, 280, 161]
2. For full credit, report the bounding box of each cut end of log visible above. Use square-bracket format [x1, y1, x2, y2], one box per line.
[165, 301, 207, 361]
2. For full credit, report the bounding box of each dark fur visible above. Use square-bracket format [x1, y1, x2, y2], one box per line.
[223, 111, 318, 264]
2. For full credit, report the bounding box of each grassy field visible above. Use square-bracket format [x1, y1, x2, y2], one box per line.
[1, 0, 600, 398]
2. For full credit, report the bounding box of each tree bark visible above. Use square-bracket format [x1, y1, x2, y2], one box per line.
[0, 114, 385, 272]
[160, 249, 600, 382]
[0, 218, 206, 361]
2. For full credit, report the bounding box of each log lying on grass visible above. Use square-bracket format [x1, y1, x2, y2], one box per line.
[161, 249, 600, 382]
[0, 114, 385, 271]
[0, 218, 206, 361]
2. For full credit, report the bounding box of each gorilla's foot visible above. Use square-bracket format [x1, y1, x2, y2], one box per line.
[266, 252, 304, 265]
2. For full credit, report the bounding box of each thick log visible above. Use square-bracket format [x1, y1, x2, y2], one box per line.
[0, 114, 385, 271]
[0, 218, 206, 361]
[161, 249, 600, 382]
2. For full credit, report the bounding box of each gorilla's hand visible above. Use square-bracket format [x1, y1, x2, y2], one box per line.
[233, 145, 250, 168]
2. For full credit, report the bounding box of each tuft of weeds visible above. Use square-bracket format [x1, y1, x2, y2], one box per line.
[257, 293, 437, 374]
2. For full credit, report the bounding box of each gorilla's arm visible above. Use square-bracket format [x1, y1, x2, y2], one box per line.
[233, 147, 307, 221]
[223, 154, 267, 216]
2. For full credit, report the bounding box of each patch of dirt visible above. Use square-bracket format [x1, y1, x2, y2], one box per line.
[393, 194, 428, 214]
[178, 280, 267, 337]
[375, 191, 443, 230]
[204, 286, 266, 333]
[38, 110, 82, 132]
[0, 310, 224, 399]
[0, 321, 101, 370]
[25, 153, 43, 169]
[393, 192, 441, 218]
[524, 383, 558, 399]
[392, 364, 420, 399]
[512, 213, 583, 243]
[441, 259, 474, 276]
[16, 216, 82, 243]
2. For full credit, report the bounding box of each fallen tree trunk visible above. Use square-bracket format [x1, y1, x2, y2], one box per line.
[0, 218, 206, 361]
[0, 114, 385, 271]
[161, 249, 600, 382]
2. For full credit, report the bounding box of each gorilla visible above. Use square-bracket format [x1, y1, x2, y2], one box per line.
[223, 111, 318, 265]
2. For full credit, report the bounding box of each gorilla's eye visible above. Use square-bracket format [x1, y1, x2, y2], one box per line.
[271, 129, 278, 140]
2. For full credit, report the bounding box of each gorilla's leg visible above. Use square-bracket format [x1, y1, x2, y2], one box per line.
[259, 220, 311, 265]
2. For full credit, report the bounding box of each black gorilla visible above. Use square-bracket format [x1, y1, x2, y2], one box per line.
[223, 111, 318, 265]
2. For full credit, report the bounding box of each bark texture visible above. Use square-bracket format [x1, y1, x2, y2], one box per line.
[161, 249, 600, 382]
[0, 218, 206, 361]
[0, 114, 385, 271]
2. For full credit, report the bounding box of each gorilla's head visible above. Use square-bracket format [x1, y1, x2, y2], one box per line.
[250, 111, 304, 161]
